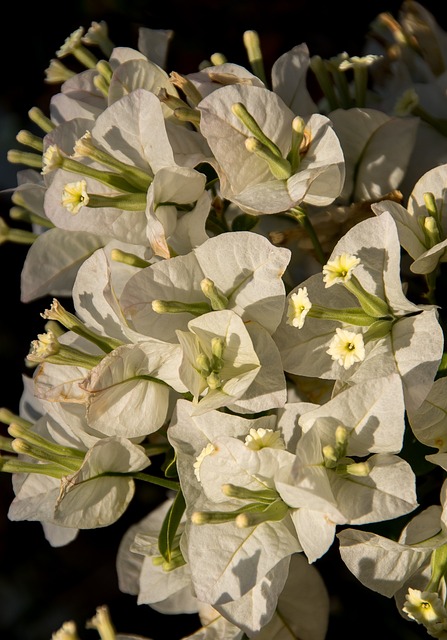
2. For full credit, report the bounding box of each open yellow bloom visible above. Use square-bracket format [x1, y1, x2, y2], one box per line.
[322, 253, 361, 287]
[287, 286, 312, 328]
[326, 328, 365, 369]
[61, 180, 89, 214]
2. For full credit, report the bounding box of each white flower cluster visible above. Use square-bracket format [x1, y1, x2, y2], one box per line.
[2, 3, 447, 639]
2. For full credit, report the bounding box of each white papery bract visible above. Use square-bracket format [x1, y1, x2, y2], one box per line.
[10, 472, 78, 544]
[338, 478, 447, 612]
[29, 312, 184, 440]
[274, 211, 444, 413]
[337, 506, 445, 597]
[72, 243, 153, 344]
[186, 62, 265, 99]
[252, 553, 329, 640]
[117, 498, 198, 613]
[364, 2, 447, 196]
[372, 163, 447, 275]
[116, 500, 323, 639]
[145, 165, 208, 259]
[176, 310, 287, 414]
[271, 43, 318, 116]
[8, 380, 85, 547]
[406, 377, 447, 452]
[120, 230, 291, 341]
[44, 89, 207, 248]
[8, 379, 151, 537]
[198, 84, 345, 214]
[49, 68, 106, 125]
[12, 169, 110, 304]
[329, 107, 419, 203]
[21, 228, 107, 303]
[275, 374, 417, 562]
[54, 436, 150, 528]
[168, 400, 300, 633]
[31, 330, 103, 403]
[80, 340, 184, 437]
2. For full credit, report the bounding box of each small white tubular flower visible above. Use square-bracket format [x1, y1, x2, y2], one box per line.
[27, 331, 60, 363]
[81, 21, 111, 49]
[338, 54, 382, 70]
[42, 144, 63, 175]
[72, 131, 93, 158]
[326, 328, 365, 369]
[45, 59, 76, 84]
[244, 427, 286, 450]
[85, 606, 115, 637]
[56, 27, 85, 58]
[51, 621, 79, 640]
[61, 180, 89, 214]
[403, 588, 447, 633]
[322, 253, 361, 287]
[193, 442, 217, 482]
[394, 88, 420, 117]
[286, 287, 312, 329]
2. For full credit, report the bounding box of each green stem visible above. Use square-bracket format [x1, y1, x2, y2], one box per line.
[9, 208, 55, 229]
[3, 228, 38, 245]
[310, 56, 339, 112]
[288, 205, 326, 265]
[0, 457, 66, 478]
[132, 471, 180, 491]
[424, 270, 438, 306]
[437, 353, 447, 379]
[73, 45, 99, 69]
[330, 67, 352, 109]
[426, 544, 447, 593]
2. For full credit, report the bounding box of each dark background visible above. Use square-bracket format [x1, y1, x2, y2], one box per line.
[0, 1, 446, 638]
